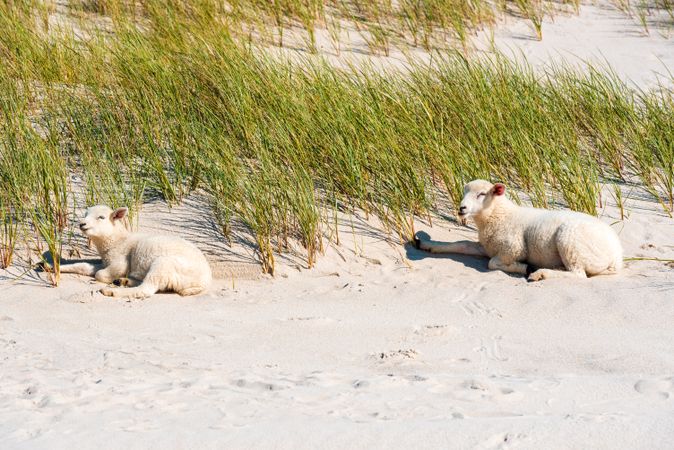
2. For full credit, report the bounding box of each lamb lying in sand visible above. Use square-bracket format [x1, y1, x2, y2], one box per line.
[60, 205, 212, 298]
[416, 180, 623, 281]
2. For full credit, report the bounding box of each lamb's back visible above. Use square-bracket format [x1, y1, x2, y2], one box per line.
[521, 208, 596, 267]
[127, 234, 210, 279]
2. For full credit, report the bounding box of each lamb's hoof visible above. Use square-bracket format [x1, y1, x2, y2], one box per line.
[527, 269, 546, 282]
[35, 261, 52, 272]
[100, 287, 115, 297]
[178, 287, 205, 296]
[113, 278, 131, 287]
[413, 231, 431, 251]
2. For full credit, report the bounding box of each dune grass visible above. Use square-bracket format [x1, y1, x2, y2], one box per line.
[0, 1, 672, 282]
[56, 0, 674, 52]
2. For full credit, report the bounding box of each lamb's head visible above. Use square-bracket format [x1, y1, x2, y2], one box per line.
[78, 205, 129, 239]
[458, 179, 506, 220]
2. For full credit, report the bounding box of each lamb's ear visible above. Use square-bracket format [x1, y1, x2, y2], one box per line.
[492, 183, 506, 196]
[111, 207, 128, 221]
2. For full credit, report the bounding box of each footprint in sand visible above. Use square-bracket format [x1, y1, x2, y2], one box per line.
[63, 290, 100, 303]
[283, 316, 339, 325]
[452, 283, 503, 318]
[411, 324, 453, 340]
[634, 378, 673, 399]
[479, 432, 527, 450]
[371, 349, 419, 363]
[113, 419, 161, 432]
[474, 335, 508, 362]
[453, 378, 523, 403]
[21, 385, 38, 399]
[232, 378, 288, 392]
[10, 427, 44, 442]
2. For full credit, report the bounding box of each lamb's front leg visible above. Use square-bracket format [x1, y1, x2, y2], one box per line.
[99, 276, 149, 298]
[100, 283, 158, 299]
[415, 238, 487, 257]
[528, 268, 586, 282]
[488, 256, 528, 275]
[100, 257, 172, 299]
[59, 261, 102, 277]
[94, 264, 126, 284]
[100, 276, 160, 299]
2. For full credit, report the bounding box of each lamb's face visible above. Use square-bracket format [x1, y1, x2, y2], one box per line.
[458, 179, 505, 219]
[78, 205, 128, 238]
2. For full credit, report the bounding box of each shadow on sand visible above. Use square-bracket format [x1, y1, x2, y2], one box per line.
[0, 249, 104, 287]
[405, 230, 491, 274]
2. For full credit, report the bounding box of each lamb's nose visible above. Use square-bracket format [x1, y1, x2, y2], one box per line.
[459, 206, 467, 213]
[79, 222, 86, 229]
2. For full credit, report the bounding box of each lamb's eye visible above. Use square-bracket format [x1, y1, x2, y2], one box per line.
[98, 216, 105, 220]
[477, 192, 486, 198]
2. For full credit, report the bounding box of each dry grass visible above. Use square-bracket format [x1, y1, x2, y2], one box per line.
[0, 1, 672, 281]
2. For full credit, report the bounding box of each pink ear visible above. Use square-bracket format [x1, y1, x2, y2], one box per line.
[492, 183, 506, 196]
[111, 207, 128, 221]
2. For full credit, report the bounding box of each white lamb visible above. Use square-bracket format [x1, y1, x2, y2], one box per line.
[416, 180, 623, 281]
[59, 205, 212, 298]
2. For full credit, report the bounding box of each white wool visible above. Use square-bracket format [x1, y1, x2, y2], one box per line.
[419, 180, 623, 281]
[60, 205, 212, 298]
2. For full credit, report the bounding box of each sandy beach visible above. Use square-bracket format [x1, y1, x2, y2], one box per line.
[2, 2, 674, 449]
[2, 186, 673, 448]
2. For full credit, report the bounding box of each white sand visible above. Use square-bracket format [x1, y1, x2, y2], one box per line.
[274, 1, 673, 87]
[2, 189, 673, 448]
[475, 3, 674, 87]
[2, 3, 674, 449]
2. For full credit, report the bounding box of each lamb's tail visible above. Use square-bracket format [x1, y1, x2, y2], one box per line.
[602, 229, 624, 274]
[593, 249, 623, 276]
[599, 249, 623, 275]
[613, 253, 624, 271]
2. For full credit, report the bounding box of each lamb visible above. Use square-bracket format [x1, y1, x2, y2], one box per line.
[416, 179, 623, 281]
[59, 205, 212, 298]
